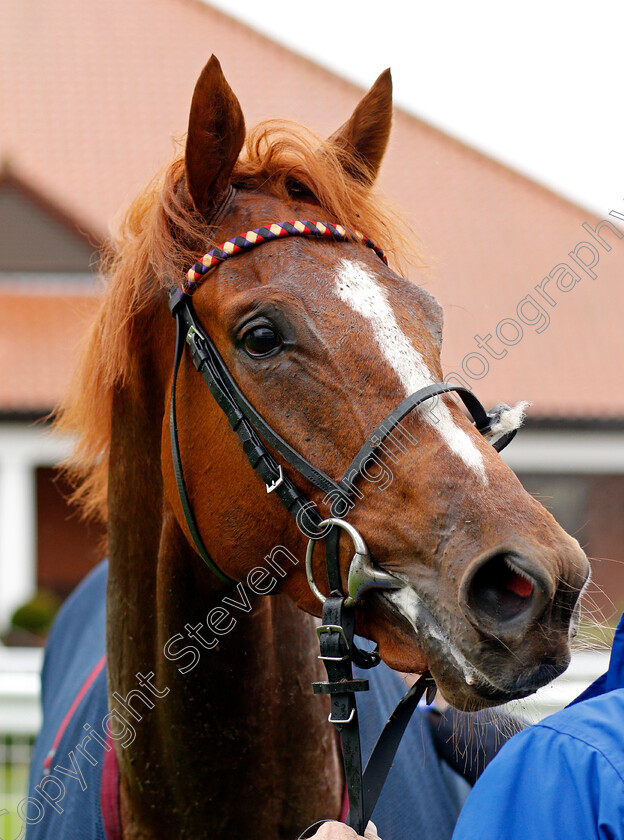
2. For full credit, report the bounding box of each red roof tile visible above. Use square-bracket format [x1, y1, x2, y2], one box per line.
[0, 289, 99, 414]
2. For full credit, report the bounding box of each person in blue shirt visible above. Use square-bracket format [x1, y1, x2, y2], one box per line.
[451, 611, 624, 840]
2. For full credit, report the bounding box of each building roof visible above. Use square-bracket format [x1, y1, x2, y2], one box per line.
[0, 170, 100, 273]
[0, 287, 98, 415]
[1, 0, 623, 420]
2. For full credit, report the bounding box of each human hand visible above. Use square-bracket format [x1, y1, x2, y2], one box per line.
[309, 820, 381, 839]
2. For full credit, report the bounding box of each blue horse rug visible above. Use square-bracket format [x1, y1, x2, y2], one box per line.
[23, 560, 471, 839]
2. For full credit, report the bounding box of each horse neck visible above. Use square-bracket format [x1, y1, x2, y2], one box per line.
[105, 319, 342, 839]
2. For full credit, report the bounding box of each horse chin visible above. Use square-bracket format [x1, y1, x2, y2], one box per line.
[429, 649, 570, 710]
[370, 586, 566, 711]
[374, 631, 430, 676]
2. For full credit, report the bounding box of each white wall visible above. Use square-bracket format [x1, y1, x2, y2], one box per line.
[0, 423, 70, 632]
[502, 429, 624, 474]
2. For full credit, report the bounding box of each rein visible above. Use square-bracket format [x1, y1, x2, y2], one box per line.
[168, 220, 519, 835]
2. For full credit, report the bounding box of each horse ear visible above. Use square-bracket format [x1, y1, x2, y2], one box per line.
[328, 68, 393, 184]
[185, 55, 246, 215]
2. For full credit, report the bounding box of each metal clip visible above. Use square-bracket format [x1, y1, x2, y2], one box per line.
[185, 326, 209, 370]
[328, 708, 355, 724]
[266, 464, 284, 494]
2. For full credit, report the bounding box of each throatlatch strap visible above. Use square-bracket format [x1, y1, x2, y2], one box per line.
[170, 316, 235, 584]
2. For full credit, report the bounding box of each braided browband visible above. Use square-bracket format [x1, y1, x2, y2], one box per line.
[184, 220, 388, 293]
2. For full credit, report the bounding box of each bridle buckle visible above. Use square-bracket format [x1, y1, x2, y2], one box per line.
[266, 464, 284, 494]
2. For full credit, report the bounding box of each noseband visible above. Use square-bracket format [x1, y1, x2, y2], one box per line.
[168, 219, 520, 835]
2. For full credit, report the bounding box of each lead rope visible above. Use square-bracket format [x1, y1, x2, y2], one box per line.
[300, 527, 435, 838]
[318, 526, 366, 832]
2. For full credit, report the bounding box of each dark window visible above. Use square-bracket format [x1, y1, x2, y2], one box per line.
[36, 467, 105, 600]
[517, 473, 624, 625]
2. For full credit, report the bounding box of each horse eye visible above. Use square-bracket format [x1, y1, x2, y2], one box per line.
[242, 325, 282, 357]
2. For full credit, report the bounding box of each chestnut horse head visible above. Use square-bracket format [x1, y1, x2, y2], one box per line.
[171, 57, 589, 709]
[63, 55, 589, 718]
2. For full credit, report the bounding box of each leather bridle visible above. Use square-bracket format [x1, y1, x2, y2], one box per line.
[168, 219, 519, 836]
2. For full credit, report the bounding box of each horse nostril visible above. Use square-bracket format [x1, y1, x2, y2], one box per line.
[471, 555, 534, 620]
[462, 552, 549, 634]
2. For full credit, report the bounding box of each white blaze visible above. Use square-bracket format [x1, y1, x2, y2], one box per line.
[334, 259, 486, 480]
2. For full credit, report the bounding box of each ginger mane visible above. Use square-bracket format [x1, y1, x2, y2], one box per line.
[56, 119, 420, 521]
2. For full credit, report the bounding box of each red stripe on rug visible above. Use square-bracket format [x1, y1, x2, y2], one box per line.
[43, 654, 107, 773]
